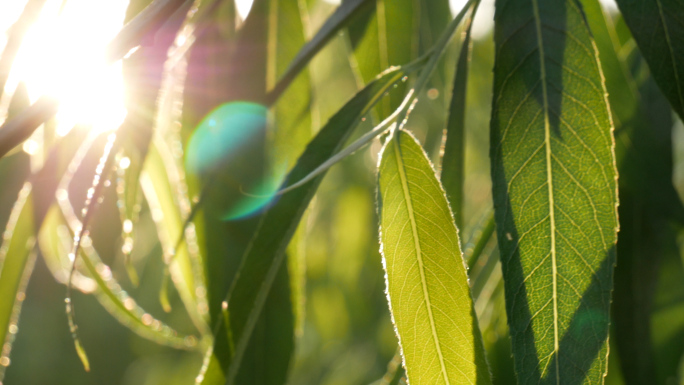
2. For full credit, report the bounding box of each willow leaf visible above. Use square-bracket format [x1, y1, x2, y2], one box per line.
[441, 4, 476, 230]
[0, 184, 36, 382]
[611, 47, 684, 385]
[40, 204, 198, 350]
[491, 0, 618, 383]
[614, 0, 684, 121]
[142, 141, 210, 335]
[199, 64, 421, 385]
[266, 0, 372, 104]
[0, 128, 87, 378]
[377, 129, 490, 385]
[347, 0, 418, 117]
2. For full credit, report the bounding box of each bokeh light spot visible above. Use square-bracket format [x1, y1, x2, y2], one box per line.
[185, 101, 283, 221]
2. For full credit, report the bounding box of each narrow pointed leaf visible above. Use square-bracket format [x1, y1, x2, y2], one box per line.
[266, 0, 373, 104]
[0, 184, 37, 382]
[377, 129, 490, 385]
[441, 6, 476, 230]
[579, 2, 684, 382]
[142, 142, 210, 335]
[614, 0, 684, 121]
[347, 0, 418, 117]
[610, 46, 684, 384]
[199, 64, 423, 385]
[491, 0, 618, 383]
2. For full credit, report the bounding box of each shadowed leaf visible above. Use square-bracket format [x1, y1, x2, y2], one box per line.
[197, 63, 422, 385]
[490, 0, 618, 383]
[441, 4, 477, 230]
[615, 0, 684, 121]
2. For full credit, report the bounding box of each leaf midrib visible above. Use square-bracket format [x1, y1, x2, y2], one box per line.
[392, 135, 450, 385]
[531, 0, 559, 383]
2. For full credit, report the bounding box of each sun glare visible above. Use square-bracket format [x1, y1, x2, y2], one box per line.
[6, 0, 129, 137]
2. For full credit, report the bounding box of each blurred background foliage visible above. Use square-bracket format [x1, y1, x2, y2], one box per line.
[0, 0, 683, 384]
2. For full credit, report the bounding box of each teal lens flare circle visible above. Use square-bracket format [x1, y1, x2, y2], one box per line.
[185, 101, 280, 221]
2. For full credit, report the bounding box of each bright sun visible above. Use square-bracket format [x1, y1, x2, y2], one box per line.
[2, 0, 257, 147]
[6, 0, 129, 139]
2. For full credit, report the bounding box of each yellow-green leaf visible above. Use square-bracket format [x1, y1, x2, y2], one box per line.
[377, 129, 490, 385]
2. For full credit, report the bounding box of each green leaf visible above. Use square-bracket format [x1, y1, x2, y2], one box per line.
[182, 3, 299, 384]
[441, 5, 477, 230]
[578, 0, 638, 128]
[377, 129, 490, 385]
[611, 56, 684, 385]
[142, 141, 210, 334]
[0, 128, 87, 379]
[198, 63, 420, 385]
[491, 0, 618, 383]
[347, 0, 418, 118]
[614, 0, 684, 121]
[266, 0, 373, 104]
[0, 184, 36, 381]
[36, 139, 200, 350]
[233, 261, 294, 385]
[267, 0, 313, 342]
[580, 3, 684, 382]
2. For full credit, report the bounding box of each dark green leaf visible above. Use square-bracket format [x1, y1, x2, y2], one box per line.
[491, 0, 618, 383]
[612, 57, 684, 385]
[198, 64, 420, 385]
[441, 5, 477, 230]
[615, 0, 684, 121]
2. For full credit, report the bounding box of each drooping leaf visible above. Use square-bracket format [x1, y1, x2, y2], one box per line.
[578, 0, 638, 128]
[43, 131, 201, 352]
[612, 54, 684, 385]
[182, 2, 297, 384]
[441, 4, 477, 230]
[614, 0, 684, 121]
[377, 129, 490, 385]
[0, 184, 36, 381]
[266, 0, 373, 104]
[580, 3, 684, 382]
[347, 0, 419, 118]
[0, 128, 86, 379]
[490, 0, 618, 383]
[267, 0, 313, 343]
[141, 141, 211, 334]
[197, 63, 422, 385]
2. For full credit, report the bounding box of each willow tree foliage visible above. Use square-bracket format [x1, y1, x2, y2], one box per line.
[1, 0, 684, 384]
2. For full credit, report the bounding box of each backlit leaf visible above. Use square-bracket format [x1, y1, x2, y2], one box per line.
[0, 184, 36, 381]
[491, 0, 618, 383]
[198, 63, 422, 385]
[377, 129, 490, 385]
[347, 0, 418, 118]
